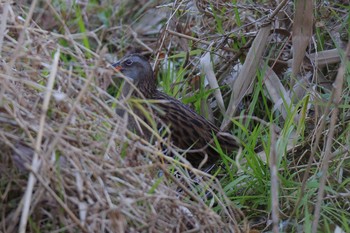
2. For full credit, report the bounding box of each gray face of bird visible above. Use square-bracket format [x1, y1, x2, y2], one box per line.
[112, 54, 156, 98]
[113, 54, 152, 85]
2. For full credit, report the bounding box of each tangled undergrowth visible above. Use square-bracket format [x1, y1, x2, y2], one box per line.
[0, 0, 349, 232]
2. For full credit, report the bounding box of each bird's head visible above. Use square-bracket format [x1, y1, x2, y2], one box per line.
[112, 54, 156, 96]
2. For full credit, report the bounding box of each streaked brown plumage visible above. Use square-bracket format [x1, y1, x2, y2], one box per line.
[112, 54, 238, 168]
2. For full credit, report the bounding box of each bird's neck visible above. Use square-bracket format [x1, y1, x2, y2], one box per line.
[136, 74, 157, 98]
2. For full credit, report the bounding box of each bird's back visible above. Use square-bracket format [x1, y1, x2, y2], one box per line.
[152, 91, 238, 167]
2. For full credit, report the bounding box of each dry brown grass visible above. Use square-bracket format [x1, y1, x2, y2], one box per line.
[0, 1, 247, 232]
[1, 0, 350, 232]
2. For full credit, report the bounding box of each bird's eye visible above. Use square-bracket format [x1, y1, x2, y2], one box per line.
[124, 59, 133, 66]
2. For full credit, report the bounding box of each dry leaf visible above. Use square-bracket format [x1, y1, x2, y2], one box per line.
[291, 0, 313, 79]
[222, 25, 271, 129]
[200, 52, 225, 115]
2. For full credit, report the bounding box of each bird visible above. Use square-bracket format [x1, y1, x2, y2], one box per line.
[112, 54, 239, 169]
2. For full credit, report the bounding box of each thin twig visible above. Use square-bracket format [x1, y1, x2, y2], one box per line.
[270, 124, 279, 233]
[166, 29, 236, 53]
[19, 48, 60, 233]
[311, 42, 350, 233]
